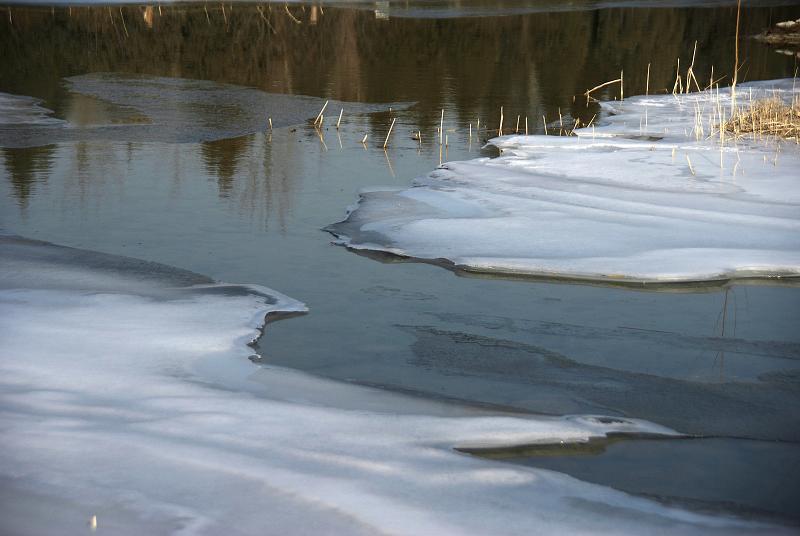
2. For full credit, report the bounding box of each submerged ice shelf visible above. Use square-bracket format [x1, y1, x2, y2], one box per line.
[0, 235, 789, 534]
[0, 73, 402, 147]
[328, 79, 800, 284]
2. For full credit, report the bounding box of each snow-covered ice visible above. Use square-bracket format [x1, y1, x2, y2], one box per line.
[0, 235, 788, 534]
[328, 79, 800, 284]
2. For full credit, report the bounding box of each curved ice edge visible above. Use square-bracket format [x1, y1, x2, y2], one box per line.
[188, 284, 309, 355]
[326, 224, 800, 287]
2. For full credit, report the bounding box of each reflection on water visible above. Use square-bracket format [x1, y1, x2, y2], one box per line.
[0, 145, 54, 208]
[199, 134, 295, 230]
[201, 135, 254, 196]
[1, 4, 795, 118]
[1, 3, 798, 217]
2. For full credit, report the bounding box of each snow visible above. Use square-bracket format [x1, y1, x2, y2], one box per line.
[328, 79, 800, 283]
[0, 235, 787, 534]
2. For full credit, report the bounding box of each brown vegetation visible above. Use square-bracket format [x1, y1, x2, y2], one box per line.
[724, 97, 800, 140]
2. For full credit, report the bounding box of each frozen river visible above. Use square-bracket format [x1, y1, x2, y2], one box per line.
[1, 2, 799, 532]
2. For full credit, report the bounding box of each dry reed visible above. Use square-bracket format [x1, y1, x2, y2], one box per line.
[724, 97, 800, 140]
[383, 117, 396, 148]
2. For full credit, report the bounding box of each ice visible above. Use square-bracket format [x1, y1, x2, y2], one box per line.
[328, 79, 800, 283]
[0, 73, 404, 148]
[0, 93, 64, 127]
[0, 235, 787, 534]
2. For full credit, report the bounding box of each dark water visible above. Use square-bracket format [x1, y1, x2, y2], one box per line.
[469, 436, 800, 522]
[1, 1, 799, 520]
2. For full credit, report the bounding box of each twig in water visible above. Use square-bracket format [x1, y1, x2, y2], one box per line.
[268, 117, 273, 130]
[314, 100, 328, 127]
[585, 78, 622, 100]
[361, 133, 368, 144]
[686, 154, 696, 175]
[336, 108, 343, 129]
[440, 109, 444, 145]
[383, 117, 396, 149]
[542, 115, 548, 135]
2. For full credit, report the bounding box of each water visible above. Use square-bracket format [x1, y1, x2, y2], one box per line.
[467, 437, 800, 522]
[1, 1, 800, 525]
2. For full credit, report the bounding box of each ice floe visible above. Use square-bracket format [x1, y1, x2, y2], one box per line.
[0, 93, 64, 127]
[0, 235, 788, 534]
[328, 79, 800, 284]
[0, 73, 401, 147]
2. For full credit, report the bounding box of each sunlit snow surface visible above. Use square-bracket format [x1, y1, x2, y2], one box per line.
[0, 236, 788, 534]
[328, 79, 800, 284]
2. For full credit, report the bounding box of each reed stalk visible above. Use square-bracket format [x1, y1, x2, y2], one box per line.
[314, 100, 329, 126]
[499, 107, 504, 136]
[383, 117, 396, 149]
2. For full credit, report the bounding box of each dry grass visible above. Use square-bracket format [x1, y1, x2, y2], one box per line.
[723, 97, 800, 140]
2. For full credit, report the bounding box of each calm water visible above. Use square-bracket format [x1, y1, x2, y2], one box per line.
[1, 1, 799, 519]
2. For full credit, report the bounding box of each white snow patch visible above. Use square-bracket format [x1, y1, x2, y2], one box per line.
[329, 79, 800, 283]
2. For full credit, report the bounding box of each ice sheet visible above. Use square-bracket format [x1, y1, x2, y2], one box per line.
[0, 73, 403, 147]
[328, 79, 800, 283]
[0, 93, 65, 127]
[0, 235, 786, 534]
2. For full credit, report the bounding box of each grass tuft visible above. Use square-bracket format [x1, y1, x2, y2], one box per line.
[723, 98, 800, 140]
